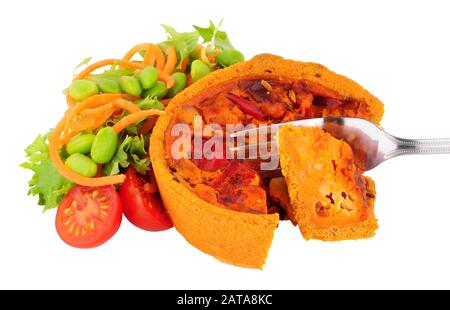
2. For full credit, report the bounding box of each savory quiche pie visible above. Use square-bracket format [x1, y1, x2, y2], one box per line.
[150, 54, 384, 268]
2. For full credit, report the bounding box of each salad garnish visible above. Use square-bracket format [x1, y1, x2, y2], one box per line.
[21, 20, 244, 248]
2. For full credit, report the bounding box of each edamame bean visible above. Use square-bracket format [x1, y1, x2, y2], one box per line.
[90, 127, 118, 164]
[190, 60, 211, 82]
[119, 76, 142, 96]
[65, 153, 98, 177]
[69, 80, 99, 101]
[166, 72, 187, 98]
[142, 81, 168, 99]
[66, 134, 95, 155]
[216, 50, 244, 67]
[96, 78, 121, 94]
[137, 67, 158, 89]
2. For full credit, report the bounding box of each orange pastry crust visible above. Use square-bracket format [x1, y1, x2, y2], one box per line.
[278, 126, 378, 241]
[150, 104, 278, 268]
[150, 54, 384, 268]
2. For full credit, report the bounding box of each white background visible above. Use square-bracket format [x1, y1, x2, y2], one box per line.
[1, 0, 450, 289]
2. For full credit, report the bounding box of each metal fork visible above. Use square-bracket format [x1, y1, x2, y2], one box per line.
[230, 117, 450, 171]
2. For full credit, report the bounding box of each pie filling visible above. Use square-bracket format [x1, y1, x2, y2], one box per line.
[164, 77, 374, 220]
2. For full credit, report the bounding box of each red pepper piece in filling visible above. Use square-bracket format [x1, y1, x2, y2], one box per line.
[297, 80, 343, 99]
[294, 80, 344, 112]
[226, 93, 265, 120]
[209, 162, 260, 191]
[313, 97, 343, 109]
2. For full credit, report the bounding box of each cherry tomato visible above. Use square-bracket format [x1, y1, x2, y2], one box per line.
[119, 167, 173, 231]
[55, 185, 122, 248]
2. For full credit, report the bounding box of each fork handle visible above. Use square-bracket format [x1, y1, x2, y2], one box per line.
[393, 137, 450, 156]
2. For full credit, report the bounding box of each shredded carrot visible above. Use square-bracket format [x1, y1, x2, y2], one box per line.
[200, 47, 217, 66]
[81, 103, 115, 117]
[64, 102, 115, 139]
[158, 70, 174, 88]
[70, 118, 95, 134]
[119, 60, 146, 70]
[113, 98, 141, 113]
[63, 108, 110, 144]
[207, 51, 220, 63]
[68, 94, 131, 118]
[63, 94, 129, 135]
[66, 91, 76, 108]
[68, 118, 96, 134]
[180, 57, 189, 73]
[122, 43, 152, 62]
[91, 107, 115, 129]
[74, 58, 173, 88]
[63, 116, 100, 146]
[144, 52, 156, 67]
[74, 59, 119, 80]
[74, 59, 149, 80]
[49, 118, 126, 186]
[149, 45, 166, 71]
[77, 103, 116, 135]
[64, 95, 140, 138]
[122, 43, 165, 70]
[196, 44, 202, 59]
[112, 110, 164, 134]
[200, 46, 209, 64]
[163, 47, 177, 75]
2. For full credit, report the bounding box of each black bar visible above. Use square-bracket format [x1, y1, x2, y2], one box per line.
[0, 290, 448, 307]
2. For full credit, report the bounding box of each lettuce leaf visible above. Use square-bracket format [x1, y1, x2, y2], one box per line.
[158, 25, 199, 68]
[104, 135, 150, 176]
[103, 136, 130, 176]
[21, 133, 74, 211]
[136, 96, 165, 111]
[73, 57, 92, 75]
[193, 19, 235, 51]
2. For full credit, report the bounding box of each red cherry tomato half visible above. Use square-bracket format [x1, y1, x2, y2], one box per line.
[119, 167, 173, 231]
[55, 185, 122, 248]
